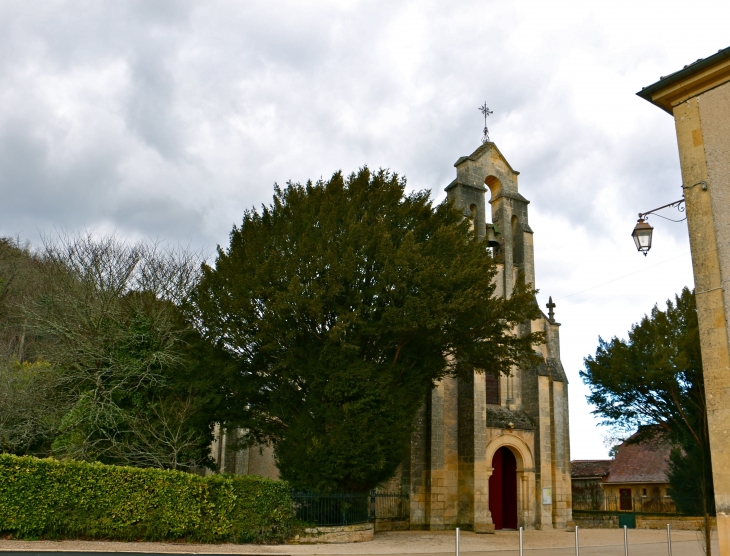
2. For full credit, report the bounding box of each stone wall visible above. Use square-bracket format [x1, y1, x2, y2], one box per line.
[292, 523, 374, 543]
[695, 81, 730, 523]
[374, 518, 410, 532]
[666, 64, 730, 554]
[638, 515, 716, 531]
[572, 513, 618, 528]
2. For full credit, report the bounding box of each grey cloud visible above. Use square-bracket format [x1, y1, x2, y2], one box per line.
[0, 0, 717, 251]
[1, 0, 726, 462]
[125, 46, 183, 160]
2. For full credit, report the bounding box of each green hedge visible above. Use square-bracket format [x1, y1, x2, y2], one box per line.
[0, 454, 293, 543]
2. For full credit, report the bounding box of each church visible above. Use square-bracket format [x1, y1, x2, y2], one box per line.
[400, 141, 572, 531]
[211, 140, 572, 532]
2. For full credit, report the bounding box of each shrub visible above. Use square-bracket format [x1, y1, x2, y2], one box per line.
[0, 454, 292, 543]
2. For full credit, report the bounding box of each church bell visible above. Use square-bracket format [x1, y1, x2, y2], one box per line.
[486, 223, 500, 247]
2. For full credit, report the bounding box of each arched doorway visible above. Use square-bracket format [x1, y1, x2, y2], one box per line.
[489, 447, 518, 529]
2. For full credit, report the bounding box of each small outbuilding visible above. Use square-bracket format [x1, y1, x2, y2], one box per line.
[571, 460, 611, 510]
[602, 435, 673, 512]
[571, 433, 674, 513]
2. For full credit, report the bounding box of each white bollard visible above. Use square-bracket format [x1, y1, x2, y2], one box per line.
[624, 525, 629, 556]
[575, 525, 580, 556]
[667, 524, 672, 556]
[520, 526, 524, 556]
[456, 527, 460, 556]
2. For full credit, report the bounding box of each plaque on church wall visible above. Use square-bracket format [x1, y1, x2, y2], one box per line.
[542, 487, 552, 505]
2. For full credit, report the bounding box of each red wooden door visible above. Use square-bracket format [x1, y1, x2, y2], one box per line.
[619, 488, 633, 511]
[502, 448, 518, 528]
[489, 447, 518, 529]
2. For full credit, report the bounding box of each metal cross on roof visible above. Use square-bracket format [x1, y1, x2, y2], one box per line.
[479, 102, 494, 144]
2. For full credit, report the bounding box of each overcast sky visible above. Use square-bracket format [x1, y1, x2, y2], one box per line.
[2, 0, 727, 459]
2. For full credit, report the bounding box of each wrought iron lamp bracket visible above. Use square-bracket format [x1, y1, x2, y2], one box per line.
[638, 198, 686, 223]
[682, 180, 708, 191]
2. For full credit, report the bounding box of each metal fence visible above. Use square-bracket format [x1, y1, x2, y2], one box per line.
[292, 492, 370, 526]
[573, 494, 700, 514]
[291, 491, 409, 527]
[371, 491, 410, 520]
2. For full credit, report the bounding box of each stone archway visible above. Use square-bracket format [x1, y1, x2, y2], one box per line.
[485, 434, 536, 529]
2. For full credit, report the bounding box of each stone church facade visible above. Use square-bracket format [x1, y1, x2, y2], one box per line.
[399, 142, 572, 532]
[211, 141, 572, 532]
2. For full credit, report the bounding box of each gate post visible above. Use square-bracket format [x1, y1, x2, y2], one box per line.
[370, 489, 376, 522]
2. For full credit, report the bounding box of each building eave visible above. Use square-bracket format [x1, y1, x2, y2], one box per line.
[603, 479, 669, 485]
[637, 46, 730, 114]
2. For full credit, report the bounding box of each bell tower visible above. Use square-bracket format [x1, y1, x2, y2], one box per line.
[408, 141, 572, 532]
[445, 142, 535, 297]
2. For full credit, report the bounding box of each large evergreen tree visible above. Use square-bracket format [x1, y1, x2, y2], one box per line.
[195, 168, 543, 492]
[581, 288, 713, 515]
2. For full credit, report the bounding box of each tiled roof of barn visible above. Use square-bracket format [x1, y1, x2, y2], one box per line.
[603, 434, 672, 484]
[571, 460, 612, 478]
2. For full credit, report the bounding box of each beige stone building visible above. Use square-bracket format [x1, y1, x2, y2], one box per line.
[401, 142, 572, 532]
[637, 46, 730, 554]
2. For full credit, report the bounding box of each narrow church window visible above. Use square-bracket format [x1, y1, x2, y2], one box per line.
[486, 373, 499, 404]
[511, 215, 523, 266]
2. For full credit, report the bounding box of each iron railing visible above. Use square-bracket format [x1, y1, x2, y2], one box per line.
[573, 495, 703, 515]
[291, 491, 409, 527]
[371, 491, 410, 520]
[292, 492, 370, 526]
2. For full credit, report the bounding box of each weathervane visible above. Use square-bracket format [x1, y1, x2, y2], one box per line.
[479, 102, 494, 143]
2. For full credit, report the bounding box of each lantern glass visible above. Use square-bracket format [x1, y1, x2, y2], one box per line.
[631, 219, 653, 255]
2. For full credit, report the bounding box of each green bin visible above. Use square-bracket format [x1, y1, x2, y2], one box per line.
[618, 513, 636, 529]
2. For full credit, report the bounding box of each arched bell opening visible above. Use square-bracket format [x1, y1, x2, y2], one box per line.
[484, 176, 502, 256]
[485, 175, 502, 200]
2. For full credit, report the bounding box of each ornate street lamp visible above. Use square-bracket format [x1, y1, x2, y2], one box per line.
[631, 198, 686, 256]
[632, 218, 654, 256]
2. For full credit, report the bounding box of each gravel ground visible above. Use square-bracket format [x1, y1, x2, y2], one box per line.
[0, 528, 717, 556]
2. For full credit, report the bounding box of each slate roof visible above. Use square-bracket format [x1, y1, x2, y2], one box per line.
[603, 435, 672, 484]
[571, 460, 612, 479]
[533, 357, 568, 383]
[485, 406, 535, 431]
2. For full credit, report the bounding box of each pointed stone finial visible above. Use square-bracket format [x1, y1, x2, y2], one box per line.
[546, 296, 556, 323]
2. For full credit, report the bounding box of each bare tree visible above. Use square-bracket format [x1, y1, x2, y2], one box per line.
[3, 232, 216, 469]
